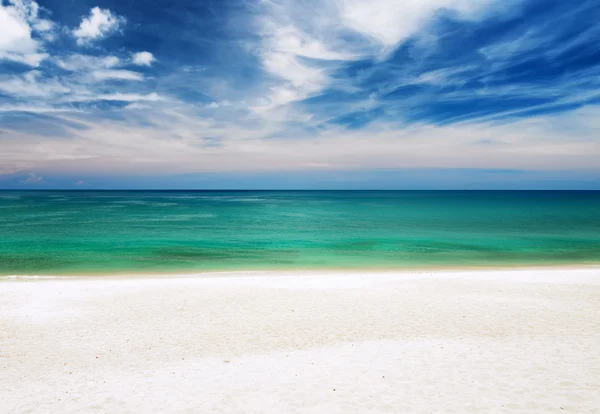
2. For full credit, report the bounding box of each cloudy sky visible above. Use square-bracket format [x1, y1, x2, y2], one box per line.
[1, 0, 599, 189]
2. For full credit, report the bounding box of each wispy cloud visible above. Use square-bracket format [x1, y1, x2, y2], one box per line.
[73, 92, 162, 102]
[250, 0, 516, 114]
[2, 102, 598, 177]
[339, 0, 499, 48]
[0, 70, 70, 98]
[21, 172, 43, 184]
[56, 55, 121, 71]
[91, 70, 144, 82]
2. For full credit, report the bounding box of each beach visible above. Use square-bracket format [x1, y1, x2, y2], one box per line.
[2, 268, 599, 413]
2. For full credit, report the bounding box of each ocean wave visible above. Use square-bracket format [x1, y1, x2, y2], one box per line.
[201, 196, 268, 202]
[167, 196, 201, 200]
[151, 202, 179, 207]
[18, 211, 76, 218]
[1, 275, 69, 280]
[112, 200, 151, 205]
[123, 213, 217, 222]
[164, 213, 216, 220]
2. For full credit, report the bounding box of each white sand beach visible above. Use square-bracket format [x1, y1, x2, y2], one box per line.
[1, 268, 600, 413]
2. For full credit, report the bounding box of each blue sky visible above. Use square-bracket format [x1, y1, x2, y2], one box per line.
[1, 0, 599, 189]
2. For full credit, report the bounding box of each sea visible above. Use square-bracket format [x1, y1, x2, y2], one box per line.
[1, 190, 599, 275]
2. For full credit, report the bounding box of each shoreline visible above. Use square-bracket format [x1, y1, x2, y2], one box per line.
[2, 261, 600, 281]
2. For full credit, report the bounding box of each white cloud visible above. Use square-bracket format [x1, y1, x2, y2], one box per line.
[124, 102, 152, 110]
[0, 1, 38, 53]
[22, 172, 43, 184]
[255, 51, 326, 111]
[413, 66, 475, 86]
[0, 104, 84, 113]
[254, 2, 347, 112]
[1, 104, 598, 177]
[181, 65, 206, 73]
[132, 51, 155, 66]
[0, 68, 149, 103]
[57, 54, 121, 71]
[33, 18, 53, 32]
[206, 101, 231, 109]
[1, 51, 49, 66]
[73, 7, 124, 45]
[0, 0, 50, 66]
[0, 71, 70, 98]
[252, 0, 511, 113]
[65, 92, 162, 103]
[266, 24, 355, 61]
[91, 70, 144, 82]
[33, 18, 56, 41]
[75, 179, 85, 185]
[340, 0, 498, 48]
[341, 0, 431, 47]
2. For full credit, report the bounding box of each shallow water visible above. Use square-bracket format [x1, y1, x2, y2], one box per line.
[1, 190, 599, 275]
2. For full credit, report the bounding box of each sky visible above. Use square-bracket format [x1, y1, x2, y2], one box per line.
[0, 0, 599, 189]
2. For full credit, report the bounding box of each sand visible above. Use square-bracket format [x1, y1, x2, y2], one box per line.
[1, 268, 600, 413]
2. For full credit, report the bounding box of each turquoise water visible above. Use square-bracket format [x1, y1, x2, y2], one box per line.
[1, 191, 599, 275]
